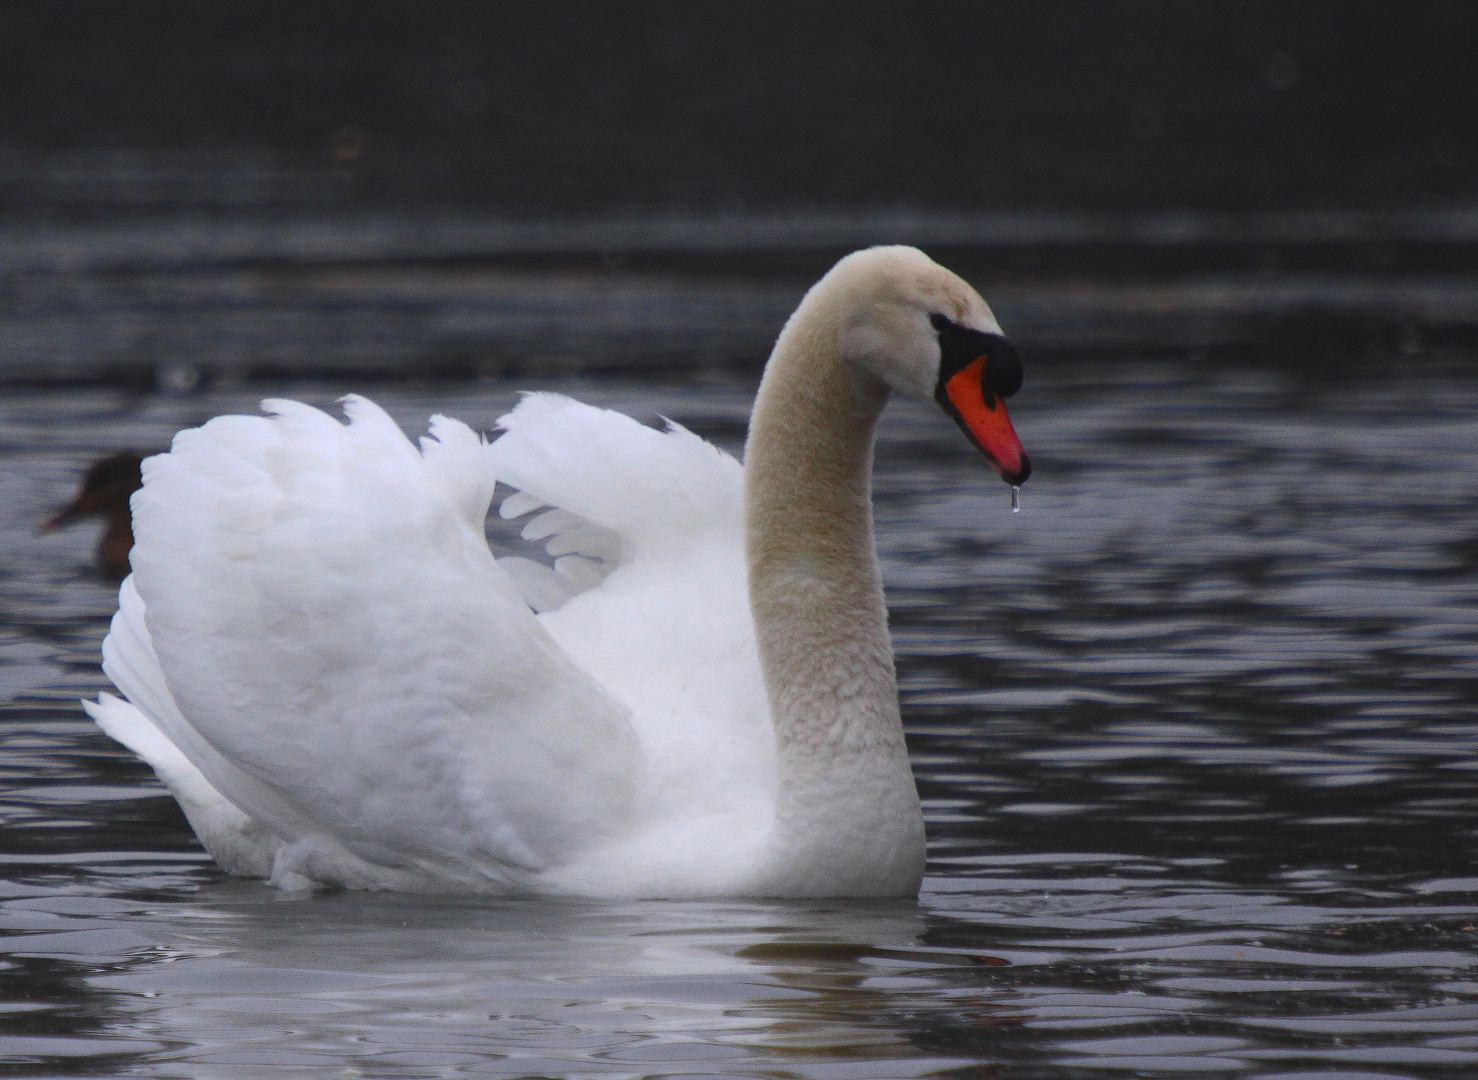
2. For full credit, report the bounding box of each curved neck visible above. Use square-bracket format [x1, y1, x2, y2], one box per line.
[746, 305, 895, 749]
[744, 293, 923, 892]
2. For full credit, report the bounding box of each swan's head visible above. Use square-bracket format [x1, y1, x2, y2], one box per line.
[826, 246, 1031, 486]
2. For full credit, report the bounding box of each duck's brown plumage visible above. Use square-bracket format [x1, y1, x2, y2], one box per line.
[42, 452, 144, 577]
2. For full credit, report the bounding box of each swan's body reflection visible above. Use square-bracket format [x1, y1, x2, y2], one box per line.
[92, 885, 1011, 1075]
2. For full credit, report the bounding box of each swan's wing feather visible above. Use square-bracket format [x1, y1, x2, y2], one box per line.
[124, 396, 639, 886]
[488, 394, 774, 828]
[489, 392, 744, 553]
[102, 575, 324, 845]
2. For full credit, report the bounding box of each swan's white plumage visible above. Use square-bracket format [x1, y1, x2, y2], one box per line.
[123, 394, 661, 892]
[106, 391, 775, 896]
[89, 246, 1008, 898]
[488, 395, 775, 894]
[84, 693, 278, 878]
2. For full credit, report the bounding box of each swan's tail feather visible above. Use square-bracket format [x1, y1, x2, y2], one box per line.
[84, 694, 280, 878]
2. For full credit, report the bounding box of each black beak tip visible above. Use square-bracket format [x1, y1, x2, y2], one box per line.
[1003, 453, 1032, 487]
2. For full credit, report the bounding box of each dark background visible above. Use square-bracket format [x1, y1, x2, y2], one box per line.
[2, 0, 1475, 215]
[2, 2, 1477, 384]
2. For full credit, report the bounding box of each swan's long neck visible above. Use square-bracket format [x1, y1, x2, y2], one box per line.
[744, 290, 925, 895]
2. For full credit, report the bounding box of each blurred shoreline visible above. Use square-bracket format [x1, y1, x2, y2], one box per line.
[2, 3, 1474, 385]
[11, 204, 1478, 271]
[2, 204, 1477, 386]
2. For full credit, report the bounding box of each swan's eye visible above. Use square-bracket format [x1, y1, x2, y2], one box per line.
[930, 314, 1024, 400]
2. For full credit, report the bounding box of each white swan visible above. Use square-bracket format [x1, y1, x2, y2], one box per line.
[85, 246, 1031, 899]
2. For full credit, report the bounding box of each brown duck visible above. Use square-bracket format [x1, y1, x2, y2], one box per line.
[41, 452, 144, 577]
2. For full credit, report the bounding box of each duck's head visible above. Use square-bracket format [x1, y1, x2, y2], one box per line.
[826, 245, 1031, 487]
[41, 452, 144, 532]
[41, 452, 144, 576]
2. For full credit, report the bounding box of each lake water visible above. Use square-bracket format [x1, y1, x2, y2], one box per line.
[3, 350, 1478, 1078]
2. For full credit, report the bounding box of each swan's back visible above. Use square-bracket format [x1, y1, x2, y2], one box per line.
[491, 396, 775, 872]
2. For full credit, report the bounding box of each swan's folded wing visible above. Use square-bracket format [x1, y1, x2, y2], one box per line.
[124, 396, 640, 887]
[488, 394, 773, 817]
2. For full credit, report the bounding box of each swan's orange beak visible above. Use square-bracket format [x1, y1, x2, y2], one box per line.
[939, 357, 1032, 486]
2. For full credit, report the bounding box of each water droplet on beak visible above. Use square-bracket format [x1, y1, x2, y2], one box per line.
[1011, 486, 1021, 513]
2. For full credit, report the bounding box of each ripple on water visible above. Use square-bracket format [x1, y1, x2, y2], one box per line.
[0, 362, 1475, 1075]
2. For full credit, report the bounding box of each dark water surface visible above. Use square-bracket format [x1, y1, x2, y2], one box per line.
[3, 353, 1478, 1078]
